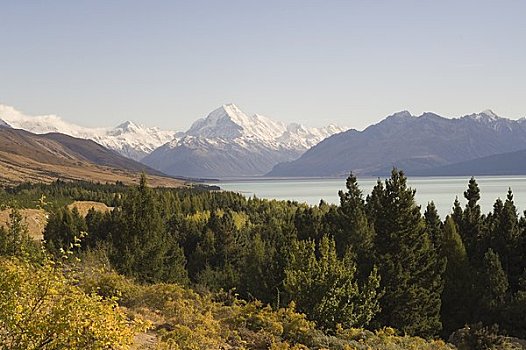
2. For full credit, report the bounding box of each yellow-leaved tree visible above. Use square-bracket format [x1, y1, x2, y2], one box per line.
[0, 257, 147, 349]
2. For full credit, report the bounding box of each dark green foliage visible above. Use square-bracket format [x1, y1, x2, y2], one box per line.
[486, 189, 522, 290]
[459, 177, 487, 261]
[440, 216, 474, 336]
[479, 249, 509, 313]
[44, 206, 87, 256]
[25, 171, 526, 340]
[449, 323, 504, 350]
[330, 173, 375, 278]
[366, 169, 444, 337]
[0, 208, 40, 260]
[425, 201, 443, 249]
[284, 235, 380, 331]
[110, 174, 188, 284]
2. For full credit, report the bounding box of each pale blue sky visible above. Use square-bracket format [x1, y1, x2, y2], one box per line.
[1, 0, 525, 131]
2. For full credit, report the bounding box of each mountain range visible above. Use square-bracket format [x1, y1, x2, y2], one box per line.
[268, 110, 526, 177]
[5, 103, 526, 179]
[142, 104, 346, 178]
[0, 103, 346, 178]
[0, 105, 179, 161]
[0, 126, 184, 186]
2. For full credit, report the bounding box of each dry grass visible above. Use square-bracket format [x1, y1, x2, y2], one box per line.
[0, 201, 115, 240]
[67, 201, 113, 217]
[0, 208, 47, 240]
[0, 150, 187, 188]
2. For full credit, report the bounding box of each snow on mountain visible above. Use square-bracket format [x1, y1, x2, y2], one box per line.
[0, 104, 178, 160]
[268, 109, 526, 177]
[0, 118, 11, 128]
[0, 102, 346, 177]
[142, 103, 347, 178]
[185, 104, 346, 150]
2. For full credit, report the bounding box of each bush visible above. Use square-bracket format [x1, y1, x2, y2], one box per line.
[0, 257, 146, 349]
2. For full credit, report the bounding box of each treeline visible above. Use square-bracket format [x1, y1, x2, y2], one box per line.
[22, 172, 526, 340]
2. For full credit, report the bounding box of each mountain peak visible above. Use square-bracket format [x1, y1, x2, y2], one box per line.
[389, 110, 413, 119]
[480, 109, 499, 119]
[115, 120, 140, 131]
[0, 119, 11, 128]
[465, 109, 502, 123]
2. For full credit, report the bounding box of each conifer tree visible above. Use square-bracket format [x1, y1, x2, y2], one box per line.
[424, 201, 443, 250]
[440, 216, 473, 336]
[488, 189, 521, 290]
[111, 174, 178, 283]
[460, 177, 486, 261]
[0, 208, 36, 258]
[44, 206, 87, 256]
[366, 168, 444, 337]
[479, 248, 509, 312]
[333, 173, 375, 277]
[284, 235, 380, 331]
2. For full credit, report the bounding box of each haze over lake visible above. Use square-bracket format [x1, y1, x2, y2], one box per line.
[214, 176, 526, 218]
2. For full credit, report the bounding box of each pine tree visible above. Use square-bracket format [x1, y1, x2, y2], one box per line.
[440, 216, 474, 336]
[487, 189, 521, 291]
[0, 208, 36, 258]
[284, 235, 380, 331]
[332, 173, 375, 278]
[424, 201, 443, 250]
[478, 249, 509, 321]
[111, 174, 173, 283]
[366, 168, 444, 336]
[44, 206, 87, 256]
[460, 177, 486, 261]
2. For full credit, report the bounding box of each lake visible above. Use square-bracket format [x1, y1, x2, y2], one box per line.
[212, 176, 526, 218]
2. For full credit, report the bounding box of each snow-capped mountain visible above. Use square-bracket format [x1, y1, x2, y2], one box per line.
[0, 118, 11, 128]
[268, 109, 526, 177]
[142, 104, 347, 178]
[185, 104, 343, 149]
[0, 104, 178, 160]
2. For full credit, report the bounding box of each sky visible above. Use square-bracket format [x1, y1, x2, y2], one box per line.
[1, 0, 526, 131]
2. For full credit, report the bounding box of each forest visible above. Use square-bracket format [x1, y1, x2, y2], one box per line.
[0, 170, 525, 349]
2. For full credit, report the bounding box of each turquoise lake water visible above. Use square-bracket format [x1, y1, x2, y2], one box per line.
[212, 176, 526, 218]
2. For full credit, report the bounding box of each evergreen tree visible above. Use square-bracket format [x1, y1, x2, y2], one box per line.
[366, 169, 444, 337]
[294, 207, 323, 242]
[284, 235, 380, 331]
[479, 248, 509, 313]
[487, 189, 521, 291]
[332, 173, 375, 277]
[459, 177, 486, 261]
[44, 206, 87, 256]
[84, 207, 108, 248]
[0, 208, 37, 258]
[239, 233, 282, 305]
[451, 197, 463, 229]
[440, 216, 474, 336]
[424, 201, 443, 250]
[110, 174, 177, 283]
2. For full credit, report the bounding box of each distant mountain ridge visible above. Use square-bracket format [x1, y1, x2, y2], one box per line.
[411, 148, 526, 176]
[0, 128, 183, 186]
[0, 104, 178, 161]
[142, 104, 346, 178]
[268, 110, 526, 177]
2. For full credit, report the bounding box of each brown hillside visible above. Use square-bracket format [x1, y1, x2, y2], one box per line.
[67, 201, 113, 217]
[0, 128, 186, 187]
[0, 208, 47, 240]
